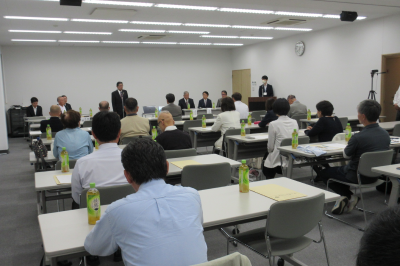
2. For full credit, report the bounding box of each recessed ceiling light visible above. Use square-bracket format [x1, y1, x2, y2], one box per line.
[155, 4, 217, 11]
[274, 11, 323, 17]
[219, 8, 274, 14]
[168, 30, 210, 34]
[274, 27, 312, 31]
[213, 43, 243, 46]
[83, 0, 153, 7]
[59, 40, 100, 43]
[142, 42, 177, 45]
[322, 14, 340, 19]
[232, 25, 273, 30]
[184, 23, 231, 28]
[4, 16, 69, 21]
[130, 21, 182, 26]
[102, 41, 140, 44]
[119, 29, 166, 33]
[201, 35, 238, 39]
[179, 43, 212, 45]
[11, 39, 57, 42]
[9, 30, 62, 33]
[71, 19, 128, 23]
[239, 36, 273, 39]
[64, 31, 112, 35]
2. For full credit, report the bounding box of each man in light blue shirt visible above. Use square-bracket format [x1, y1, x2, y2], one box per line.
[53, 110, 93, 160]
[84, 139, 207, 266]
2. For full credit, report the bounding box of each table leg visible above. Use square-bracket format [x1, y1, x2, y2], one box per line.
[50, 257, 57, 266]
[41, 190, 47, 214]
[233, 143, 238, 161]
[287, 155, 294, 179]
[388, 176, 399, 207]
[193, 133, 198, 149]
[37, 191, 42, 214]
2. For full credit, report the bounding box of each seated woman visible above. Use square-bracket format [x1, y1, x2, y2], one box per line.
[211, 97, 240, 152]
[321, 100, 390, 215]
[305, 100, 343, 142]
[263, 98, 298, 179]
[258, 98, 278, 128]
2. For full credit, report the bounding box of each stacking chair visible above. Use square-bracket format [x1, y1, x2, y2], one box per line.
[181, 162, 231, 190]
[82, 120, 92, 127]
[337, 117, 348, 130]
[279, 136, 310, 177]
[79, 184, 135, 208]
[291, 114, 307, 129]
[120, 135, 152, 145]
[222, 128, 251, 159]
[183, 120, 202, 133]
[250, 110, 267, 122]
[142, 106, 156, 117]
[197, 113, 214, 119]
[192, 252, 252, 266]
[325, 150, 393, 231]
[165, 148, 197, 159]
[222, 193, 330, 266]
[173, 115, 183, 121]
[393, 124, 400, 137]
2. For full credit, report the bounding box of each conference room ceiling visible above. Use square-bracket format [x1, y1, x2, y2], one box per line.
[0, 0, 399, 48]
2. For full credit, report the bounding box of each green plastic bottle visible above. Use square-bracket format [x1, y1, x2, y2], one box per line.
[239, 160, 249, 193]
[152, 126, 158, 140]
[187, 103, 190, 109]
[95, 139, 99, 149]
[190, 110, 193, 120]
[212, 102, 215, 109]
[60, 147, 69, 172]
[155, 108, 159, 118]
[89, 108, 93, 118]
[202, 115, 206, 128]
[247, 113, 252, 126]
[307, 109, 311, 120]
[79, 107, 82, 115]
[87, 183, 101, 225]
[345, 123, 352, 142]
[241, 120, 246, 137]
[46, 124, 52, 140]
[292, 129, 298, 149]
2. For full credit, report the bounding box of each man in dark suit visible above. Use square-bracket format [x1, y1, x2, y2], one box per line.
[198, 91, 212, 108]
[62, 95, 72, 111]
[111, 81, 128, 118]
[26, 97, 43, 117]
[258, 75, 274, 97]
[40, 105, 63, 133]
[178, 91, 195, 114]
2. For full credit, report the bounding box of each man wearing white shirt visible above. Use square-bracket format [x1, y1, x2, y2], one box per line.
[232, 92, 249, 120]
[57, 96, 66, 114]
[393, 85, 400, 121]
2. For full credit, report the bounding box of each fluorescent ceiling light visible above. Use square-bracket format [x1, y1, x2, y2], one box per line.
[71, 18, 128, 23]
[83, 0, 153, 7]
[11, 39, 57, 42]
[213, 43, 243, 46]
[357, 16, 366, 20]
[179, 43, 212, 45]
[184, 23, 231, 28]
[130, 21, 182, 26]
[102, 41, 140, 44]
[232, 25, 273, 30]
[275, 11, 323, 17]
[9, 30, 62, 33]
[168, 30, 209, 34]
[119, 29, 165, 33]
[155, 4, 217, 11]
[59, 40, 100, 43]
[239, 36, 273, 39]
[274, 27, 312, 31]
[323, 14, 366, 20]
[142, 42, 177, 45]
[219, 8, 273, 14]
[64, 31, 112, 35]
[201, 35, 238, 39]
[4, 16, 69, 21]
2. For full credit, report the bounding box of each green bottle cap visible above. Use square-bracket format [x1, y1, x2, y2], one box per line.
[62, 147, 66, 150]
[241, 160, 246, 164]
[347, 123, 350, 125]
[90, 183, 95, 188]
[242, 120, 244, 123]
[294, 129, 297, 132]
[153, 126, 155, 128]
[47, 124, 50, 126]
[203, 115, 205, 117]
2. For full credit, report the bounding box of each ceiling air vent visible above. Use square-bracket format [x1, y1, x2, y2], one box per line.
[137, 35, 168, 40]
[262, 18, 309, 26]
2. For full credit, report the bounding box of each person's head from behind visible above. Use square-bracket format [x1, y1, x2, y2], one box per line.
[57, 96, 65, 106]
[166, 93, 175, 104]
[92, 111, 121, 144]
[273, 98, 290, 116]
[262, 75, 268, 84]
[265, 98, 276, 111]
[316, 100, 334, 118]
[221, 90, 227, 99]
[356, 206, 400, 266]
[220, 97, 236, 112]
[158, 111, 174, 132]
[62, 95, 68, 103]
[121, 139, 168, 189]
[99, 101, 110, 111]
[357, 100, 381, 125]
[183, 91, 189, 100]
[202, 91, 209, 100]
[231, 92, 242, 102]
[124, 98, 138, 114]
[49, 105, 61, 117]
[31, 97, 39, 108]
[61, 110, 81, 129]
[287, 95, 296, 105]
[116, 81, 123, 91]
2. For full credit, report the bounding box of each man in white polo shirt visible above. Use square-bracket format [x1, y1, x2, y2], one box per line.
[232, 92, 249, 120]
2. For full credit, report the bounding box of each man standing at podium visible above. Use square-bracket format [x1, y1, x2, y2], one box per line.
[258, 75, 274, 97]
[112, 81, 128, 118]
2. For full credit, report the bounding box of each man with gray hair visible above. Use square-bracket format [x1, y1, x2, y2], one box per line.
[178, 91, 195, 114]
[287, 95, 307, 118]
[99, 101, 110, 112]
[320, 100, 390, 215]
[57, 96, 67, 114]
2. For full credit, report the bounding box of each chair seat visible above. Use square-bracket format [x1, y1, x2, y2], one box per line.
[329, 178, 385, 189]
[233, 228, 313, 256]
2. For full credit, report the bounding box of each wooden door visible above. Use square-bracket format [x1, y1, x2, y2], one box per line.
[381, 54, 400, 122]
[232, 69, 251, 105]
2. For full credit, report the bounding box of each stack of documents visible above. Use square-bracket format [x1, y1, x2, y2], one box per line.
[250, 184, 307, 201]
[170, 160, 202, 169]
[53, 174, 72, 185]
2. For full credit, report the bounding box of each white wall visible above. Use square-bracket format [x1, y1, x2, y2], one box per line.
[1, 46, 232, 114]
[232, 13, 400, 117]
[0, 46, 9, 152]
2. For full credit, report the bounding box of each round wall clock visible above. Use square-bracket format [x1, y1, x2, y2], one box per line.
[295, 41, 305, 56]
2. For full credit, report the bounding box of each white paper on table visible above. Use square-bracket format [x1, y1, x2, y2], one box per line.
[207, 108, 212, 114]
[193, 109, 197, 117]
[251, 135, 269, 140]
[201, 127, 212, 131]
[55, 175, 72, 184]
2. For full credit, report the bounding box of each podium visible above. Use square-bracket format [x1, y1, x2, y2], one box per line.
[248, 97, 277, 111]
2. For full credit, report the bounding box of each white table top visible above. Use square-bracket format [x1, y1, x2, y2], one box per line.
[38, 177, 339, 258]
[174, 119, 216, 126]
[33, 135, 95, 144]
[35, 169, 74, 191]
[30, 124, 41, 129]
[226, 130, 306, 143]
[357, 121, 400, 130]
[372, 164, 400, 177]
[30, 151, 57, 163]
[30, 127, 92, 137]
[189, 124, 260, 133]
[182, 108, 221, 111]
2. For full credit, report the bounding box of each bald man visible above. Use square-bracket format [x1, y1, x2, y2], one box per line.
[99, 101, 110, 112]
[155, 111, 192, 151]
[40, 105, 63, 133]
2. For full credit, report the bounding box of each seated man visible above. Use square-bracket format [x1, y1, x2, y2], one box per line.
[26, 97, 43, 117]
[71, 111, 127, 206]
[321, 100, 390, 215]
[40, 105, 63, 133]
[232, 92, 249, 120]
[84, 139, 208, 266]
[155, 111, 192, 150]
[53, 110, 93, 160]
[98, 101, 110, 112]
[178, 91, 195, 114]
[287, 95, 307, 118]
[161, 93, 182, 120]
[216, 90, 227, 108]
[57, 96, 67, 114]
[198, 91, 212, 108]
[120, 98, 150, 143]
[62, 95, 72, 111]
